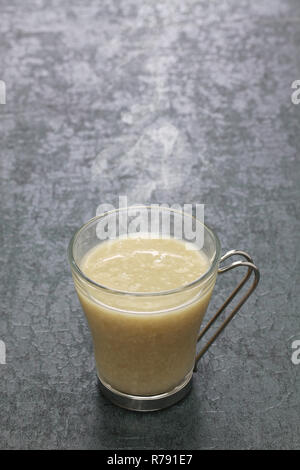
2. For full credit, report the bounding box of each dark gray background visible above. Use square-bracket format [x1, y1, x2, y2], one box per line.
[0, 0, 299, 450]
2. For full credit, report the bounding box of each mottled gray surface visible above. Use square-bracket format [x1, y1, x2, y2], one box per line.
[0, 0, 300, 450]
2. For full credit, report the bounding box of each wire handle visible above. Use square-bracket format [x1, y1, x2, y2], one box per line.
[194, 250, 260, 371]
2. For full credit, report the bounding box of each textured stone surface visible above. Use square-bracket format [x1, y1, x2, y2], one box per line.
[0, 0, 300, 450]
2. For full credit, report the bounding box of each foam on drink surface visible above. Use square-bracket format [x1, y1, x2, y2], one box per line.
[81, 235, 209, 293]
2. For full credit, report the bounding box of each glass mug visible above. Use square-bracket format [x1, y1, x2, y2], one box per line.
[68, 206, 260, 411]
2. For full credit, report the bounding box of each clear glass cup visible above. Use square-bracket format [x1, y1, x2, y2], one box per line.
[68, 206, 259, 411]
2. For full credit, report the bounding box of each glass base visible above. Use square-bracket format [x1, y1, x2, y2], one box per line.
[97, 373, 193, 412]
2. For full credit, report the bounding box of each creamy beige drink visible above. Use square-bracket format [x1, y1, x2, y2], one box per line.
[75, 236, 216, 396]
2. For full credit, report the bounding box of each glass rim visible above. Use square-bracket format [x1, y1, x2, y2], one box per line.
[67, 205, 222, 297]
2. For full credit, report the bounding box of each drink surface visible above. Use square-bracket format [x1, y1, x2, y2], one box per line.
[76, 235, 216, 396]
[80, 235, 210, 292]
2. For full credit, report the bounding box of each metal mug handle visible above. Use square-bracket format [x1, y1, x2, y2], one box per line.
[194, 250, 260, 371]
